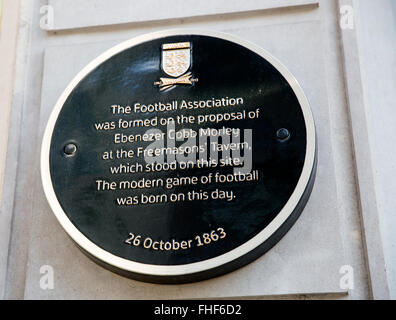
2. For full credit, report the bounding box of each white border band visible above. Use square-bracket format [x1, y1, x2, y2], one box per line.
[41, 29, 316, 277]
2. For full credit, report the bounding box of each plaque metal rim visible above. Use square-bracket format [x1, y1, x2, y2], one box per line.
[41, 29, 316, 278]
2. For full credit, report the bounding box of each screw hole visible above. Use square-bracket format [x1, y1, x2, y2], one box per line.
[64, 143, 77, 156]
[276, 128, 290, 142]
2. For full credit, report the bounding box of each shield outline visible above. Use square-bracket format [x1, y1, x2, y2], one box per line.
[161, 42, 191, 78]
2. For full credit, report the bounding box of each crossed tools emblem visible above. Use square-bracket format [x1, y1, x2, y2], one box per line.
[154, 72, 198, 91]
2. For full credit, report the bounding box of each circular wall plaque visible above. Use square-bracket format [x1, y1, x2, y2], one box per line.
[41, 30, 316, 283]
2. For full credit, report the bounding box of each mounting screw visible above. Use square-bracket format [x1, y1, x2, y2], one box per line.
[64, 143, 77, 156]
[276, 128, 290, 142]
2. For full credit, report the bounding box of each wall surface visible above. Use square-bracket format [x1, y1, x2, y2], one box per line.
[0, 0, 19, 212]
[0, 0, 394, 299]
[354, 0, 396, 298]
[0, 0, 21, 298]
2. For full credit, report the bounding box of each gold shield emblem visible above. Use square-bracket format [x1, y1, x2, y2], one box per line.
[162, 42, 191, 77]
[154, 42, 198, 91]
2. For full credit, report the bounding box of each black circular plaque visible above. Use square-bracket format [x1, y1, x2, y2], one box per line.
[41, 30, 316, 283]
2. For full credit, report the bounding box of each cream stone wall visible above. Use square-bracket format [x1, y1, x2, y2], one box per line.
[0, 0, 395, 300]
